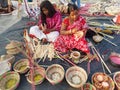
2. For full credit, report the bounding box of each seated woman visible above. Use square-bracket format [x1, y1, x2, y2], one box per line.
[54, 3, 94, 59]
[29, 0, 62, 42]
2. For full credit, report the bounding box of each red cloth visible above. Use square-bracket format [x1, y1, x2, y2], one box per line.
[54, 16, 90, 53]
[116, 15, 120, 24]
[29, 34, 37, 38]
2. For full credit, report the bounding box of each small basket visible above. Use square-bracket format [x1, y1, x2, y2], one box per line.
[46, 64, 65, 85]
[26, 66, 45, 85]
[0, 71, 20, 90]
[13, 59, 29, 74]
[70, 51, 81, 64]
[65, 66, 87, 88]
[0, 54, 15, 64]
[92, 72, 115, 90]
[81, 83, 96, 90]
[113, 71, 120, 90]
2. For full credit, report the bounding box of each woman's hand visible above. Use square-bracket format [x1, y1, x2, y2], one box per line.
[71, 28, 78, 34]
[74, 31, 84, 38]
[41, 24, 47, 31]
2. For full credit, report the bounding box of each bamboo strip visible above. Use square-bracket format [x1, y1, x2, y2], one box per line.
[89, 41, 111, 74]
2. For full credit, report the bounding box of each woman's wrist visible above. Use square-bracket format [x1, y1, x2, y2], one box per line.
[69, 29, 72, 34]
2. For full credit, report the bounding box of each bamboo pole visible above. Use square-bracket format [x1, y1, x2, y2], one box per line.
[89, 41, 111, 74]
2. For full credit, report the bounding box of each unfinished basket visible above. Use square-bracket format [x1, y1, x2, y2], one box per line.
[26, 66, 45, 85]
[92, 72, 115, 90]
[46, 64, 65, 85]
[81, 83, 96, 90]
[0, 54, 15, 64]
[65, 66, 87, 88]
[13, 59, 29, 74]
[0, 71, 20, 90]
[113, 71, 120, 90]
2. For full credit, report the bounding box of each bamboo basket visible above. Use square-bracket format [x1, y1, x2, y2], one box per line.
[13, 59, 29, 74]
[0, 54, 15, 64]
[46, 64, 65, 85]
[26, 66, 45, 85]
[113, 71, 120, 90]
[65, 66, 87, 88]
[0, 71, 20, 90]
[81, 83, 96, 90]
[92, 72, 115, 90]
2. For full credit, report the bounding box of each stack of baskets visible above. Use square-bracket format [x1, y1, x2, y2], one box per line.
[5, 40, 23, 55]
[0, 54, 15, 64]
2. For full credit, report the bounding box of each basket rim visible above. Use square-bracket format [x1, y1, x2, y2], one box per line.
[65, 66, 88, 88]
[26, 67, 46, 85]
[13, 59, 29, 73]
[82, 83, 96, 90]
[0, 71, 20, 90]
[92, 72, 115, 89]
[113, 71, 120, 88]
[46, 64, 65, 84]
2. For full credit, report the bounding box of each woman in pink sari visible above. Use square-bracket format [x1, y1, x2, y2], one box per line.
[54, 4, 92, 58]
[29, 0, 62, 42]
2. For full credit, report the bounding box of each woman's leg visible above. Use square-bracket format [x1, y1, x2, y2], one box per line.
[29, 25, 46, 40]
[46, 31, 59, 42]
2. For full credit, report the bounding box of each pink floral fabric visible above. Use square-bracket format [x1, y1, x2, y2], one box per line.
[37, 11, 62, 31]
[54, 16, 90, 53]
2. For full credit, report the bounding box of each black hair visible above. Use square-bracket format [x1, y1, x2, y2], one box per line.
[40, 0, 56, 25]
[67, 3, 78, 14]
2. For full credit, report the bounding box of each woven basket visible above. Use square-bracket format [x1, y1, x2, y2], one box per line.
[26, 66, 45, 85]
[0, 71, 20, 90]
[65, 66, 87, 88]
[92, 72, 115, 90]
[13, 59, 29, 74]
[113, 71, 120, 90]
[46, 64, 65, 85]
[81, 83, 96, 90]
[0, 54, 15, 64]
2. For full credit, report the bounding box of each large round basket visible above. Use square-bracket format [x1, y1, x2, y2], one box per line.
[92, 72, 115, 90]
[65, 66, 87, 88]
[0, 54, 15, 64]
[46, 64, 65, 85]
[0, 71, 20, 90]
[13, 59, 29, 74]
[81, 83, 96, 90]
[26, 66, 45, 85]
[113, 71, 120, 90]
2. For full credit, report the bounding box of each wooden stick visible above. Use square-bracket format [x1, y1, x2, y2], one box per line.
[56, 51, 76, 66]
[98, 32, 114, 39]
[91, 43, 111, 74]
[103, 38, 117, 46]
[89, 27, 114, 39]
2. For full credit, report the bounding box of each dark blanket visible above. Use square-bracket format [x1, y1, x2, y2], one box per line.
[0, 17, 120, 90]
